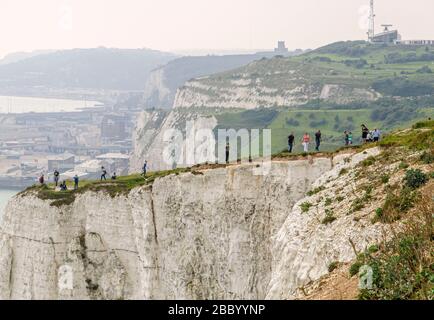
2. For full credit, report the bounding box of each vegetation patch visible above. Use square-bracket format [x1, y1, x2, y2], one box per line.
[307, 185, 325, 196]
[300, 202, 312, 213]
[328, 261, 339, 273]
[322, 209, 337, 225]
[403, 169, 428, 189]
[358, 189, 433, 300]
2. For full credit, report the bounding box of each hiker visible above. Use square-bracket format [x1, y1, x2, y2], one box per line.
[101, 166, 107, 181]
[366, 131, 373, 142]
[361, 124, 370, 143]
[73, 175, 79, 190]
[142, 161, 148, 176]
[302, 133, 310, 153]
[225, 142, 230, 163]
[60, 181, 67, 191]
[53, 170, 60, 186]
[111, 172, 117, 180]
[344, 131, 349, 146]
[372, 128, 381, 142]
[39, 174, 45, 185]
[348, 131, 353, 145]
[288, 132, 295, 153]
[315, 130, 322, 152]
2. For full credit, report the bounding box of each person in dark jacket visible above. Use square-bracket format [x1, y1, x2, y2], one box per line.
[225, 142, 230, 164]
[315, 130, 322, 151]
[288, 133, 295, 153]
[101, 166, 107, 181]
[361, 124, 370, 143]
[53, 170, 60, 186]
[73, 175, 79, 190]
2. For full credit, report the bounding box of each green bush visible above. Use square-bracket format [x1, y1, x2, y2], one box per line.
[349, 261, 363, 277]
[300, 202, 312, 213]
[324, 198, 333, 206]
[403, 169, 428, 189]
[380, 174, 390, 184]
[368, 244, 379, 254]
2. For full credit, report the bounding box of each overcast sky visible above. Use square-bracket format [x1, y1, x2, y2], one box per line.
[1, 0, 433, 58]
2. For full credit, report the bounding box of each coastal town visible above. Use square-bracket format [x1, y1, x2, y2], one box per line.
[0, 93, 141, 188]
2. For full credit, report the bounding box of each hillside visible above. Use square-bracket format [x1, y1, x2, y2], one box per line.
[142, 50, 304, 109]
[173, 41, 434, 109]
[0, 120, 432, 300]
[0, 48, 176, 92]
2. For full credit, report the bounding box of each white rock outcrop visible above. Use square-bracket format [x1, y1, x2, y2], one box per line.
[0, 149, 386, 300]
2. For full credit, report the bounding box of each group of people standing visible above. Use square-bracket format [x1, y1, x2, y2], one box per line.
[38, 165, 119, 192]
[287, 124, 381, 153]
[287, 130, 322, 153]
[361, 125, 381, 143]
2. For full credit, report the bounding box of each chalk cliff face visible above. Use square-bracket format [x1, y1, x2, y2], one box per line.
[0, 148, 385, 300]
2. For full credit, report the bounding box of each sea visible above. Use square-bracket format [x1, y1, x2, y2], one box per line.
[0, 95, 101, 114]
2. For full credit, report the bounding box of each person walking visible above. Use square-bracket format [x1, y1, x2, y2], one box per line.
[53, 170, 60, 187]
[302, 133, 310, 153]
[101, 166, 107, 181]
[73, 175, 79, 190]
[361, 124, 369, 143]
[348, 131, 353, 145]
[225, 142, 230, 164]
[344, 131, 349, 146]
[287, 132, 295, 153]
[39, 174, 45, 185]
[372, 128, 381, 142]
[142, 161, 148, 177]
[315, 130, 322, 152]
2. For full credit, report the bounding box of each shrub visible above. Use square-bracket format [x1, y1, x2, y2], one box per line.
[361, 156, 376, 167]
[375, 207, 383, 220]
[380, 174, 390, 184]
[300, 202, 312, 213]
[328, 261, 339, 273]
[322, 209, 337, 225]
[336, 196, 344, 202]
[324, 198, 333, 206]
[307, 186, 325, 196]
[368, 244, 379, 254]
[420, 151, 434, 164]
[339, 168, 348, 176]
[403, 169, 428, 189]
[376, 187, 416, 223]
[349, 261, 363, 277]
[286, 118, 300, 127]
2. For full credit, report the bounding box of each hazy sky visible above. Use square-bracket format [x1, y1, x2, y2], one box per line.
[1, 0, 433, 58]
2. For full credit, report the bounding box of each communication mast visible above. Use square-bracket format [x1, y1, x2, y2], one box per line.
[368, 0, 376, 42]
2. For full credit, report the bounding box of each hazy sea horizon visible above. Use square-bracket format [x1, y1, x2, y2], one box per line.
[0, 95, 102, 114]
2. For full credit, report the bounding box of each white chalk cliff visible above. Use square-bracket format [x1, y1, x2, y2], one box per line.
[0, 148, 385, 300]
